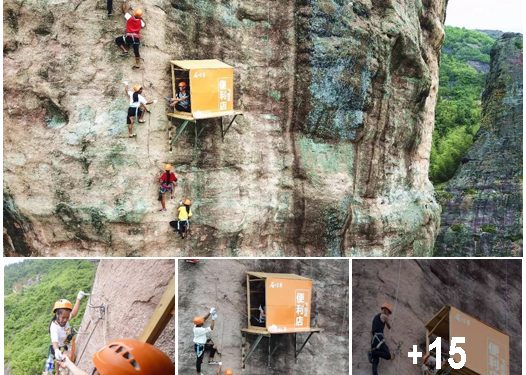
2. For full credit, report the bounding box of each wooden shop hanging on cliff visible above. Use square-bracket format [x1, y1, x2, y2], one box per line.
[241, 272, 322, 368]
[424, 305, 509, 375]
[167, 59, 243, 151]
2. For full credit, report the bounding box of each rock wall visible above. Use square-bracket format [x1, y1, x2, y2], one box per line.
[352, 259, 522, 375]
[435, 34, 523, 256]
[178, 259, 349, 374]
[3, 0, 445, 256]
[74, 259, 175, 372]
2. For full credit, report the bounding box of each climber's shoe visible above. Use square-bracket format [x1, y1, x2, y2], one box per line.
[128, 133, 137, 138]
[208, 361, 221, 365]
[132, 64, 141, 69]
[367, 350, 373, 364]
[138, 120, 146, 123]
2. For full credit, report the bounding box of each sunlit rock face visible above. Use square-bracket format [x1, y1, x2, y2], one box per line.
[3, 0, 445, 256]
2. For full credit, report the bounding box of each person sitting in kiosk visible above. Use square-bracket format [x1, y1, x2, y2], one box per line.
[169, 81, 191, 112]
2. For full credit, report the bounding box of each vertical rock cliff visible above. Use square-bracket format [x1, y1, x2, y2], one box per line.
[74, 259, 175, 372]
[352, 259, 522, 375]
[178, 259, 348, 374]
[435, 34, 523, 256]
[3, 0, 445, 256]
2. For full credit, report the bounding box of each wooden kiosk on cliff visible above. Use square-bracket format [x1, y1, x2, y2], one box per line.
[241, 272, 322, 368]
[167, 59, 243, 150]
[425, 305, 509, 375]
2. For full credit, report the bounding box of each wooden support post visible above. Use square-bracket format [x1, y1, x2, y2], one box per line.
[172, 120, 190, 146]
[426, 329, 430, 354]
[267, 335, 271, 368]
[242, 334, 264, 366]
[138, 276, 175, 344]
[171, 64, 176, 100]
[246, 274, 251, 329]
[295, 331, 316, 360]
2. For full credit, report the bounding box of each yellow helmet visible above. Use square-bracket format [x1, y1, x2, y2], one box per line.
[53, 299, 73, 313]
[183, 198, 192, 205]
[133, 9, 143, 18]
[133, 84, 142, 92]
[164, 164, 172, 171]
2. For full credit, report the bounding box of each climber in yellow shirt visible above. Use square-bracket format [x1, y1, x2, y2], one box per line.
[177, 198, 192, 239]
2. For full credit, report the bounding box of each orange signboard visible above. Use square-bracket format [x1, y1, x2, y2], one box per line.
[449, 307, 509, 375]
[265, 277, 312, 334]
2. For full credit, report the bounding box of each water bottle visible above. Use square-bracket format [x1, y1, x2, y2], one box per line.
[45, 354, 54, 374]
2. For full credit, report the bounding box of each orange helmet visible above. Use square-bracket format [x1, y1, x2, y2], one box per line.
[193, 316, 204, 325]
[381, 302, 393, 314]
[224, 369, 234, 375]
[133, 9, 143, 18]
[93, 339, 174, 375]
[53, 299, 73, 313]
[178, 81, 187, 88]
[183, 198, 192, 205]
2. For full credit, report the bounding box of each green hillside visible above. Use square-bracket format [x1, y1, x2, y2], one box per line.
[4, 260, 97, 375]
[431, 26, 496, 183]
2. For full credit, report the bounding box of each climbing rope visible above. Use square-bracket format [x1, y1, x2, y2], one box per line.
[76, 297, 107, 366]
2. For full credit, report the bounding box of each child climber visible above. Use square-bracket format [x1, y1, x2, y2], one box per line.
[45, 291, 88, 375]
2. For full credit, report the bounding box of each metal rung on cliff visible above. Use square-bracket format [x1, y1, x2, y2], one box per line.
[167, 59, 243, 151]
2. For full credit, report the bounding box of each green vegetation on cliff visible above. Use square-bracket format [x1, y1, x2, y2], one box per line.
[431, 26, 496, 183]
[4, 260, 97, 375]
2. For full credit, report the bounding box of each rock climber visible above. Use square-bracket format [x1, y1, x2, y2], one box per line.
[369, 302, 395, 375]
[58, 338, 174, 375]
[159, 164, 177, 212]
[124, 82, 154, 138]
[45, 292, 88, 375]
[169, 81, 191, 112]
[115, 4, 145, 69]
[177, 198, 193, 238]
[193, 308, 221, 374]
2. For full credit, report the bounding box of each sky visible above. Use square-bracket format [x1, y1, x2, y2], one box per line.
[445, 0, 523, 33]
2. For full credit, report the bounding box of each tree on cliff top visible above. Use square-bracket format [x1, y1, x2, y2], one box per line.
[431, 26, 496, 183]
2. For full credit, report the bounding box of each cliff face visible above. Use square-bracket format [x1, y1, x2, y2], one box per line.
[3, 0, 445, 256]
[74, 259, 175, 372]
[435, 34, 523, 256]
[352, 259, 522, 375]
[178, 259, 349, 374]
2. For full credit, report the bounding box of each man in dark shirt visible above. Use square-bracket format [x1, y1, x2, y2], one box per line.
[369, 302, 395, 375]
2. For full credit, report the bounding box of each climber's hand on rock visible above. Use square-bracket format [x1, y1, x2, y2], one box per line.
[210, 307, 217, 315]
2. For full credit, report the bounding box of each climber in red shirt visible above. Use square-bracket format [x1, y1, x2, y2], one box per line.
[158, 164, 177, 212]
[115, 4, 145, 69]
